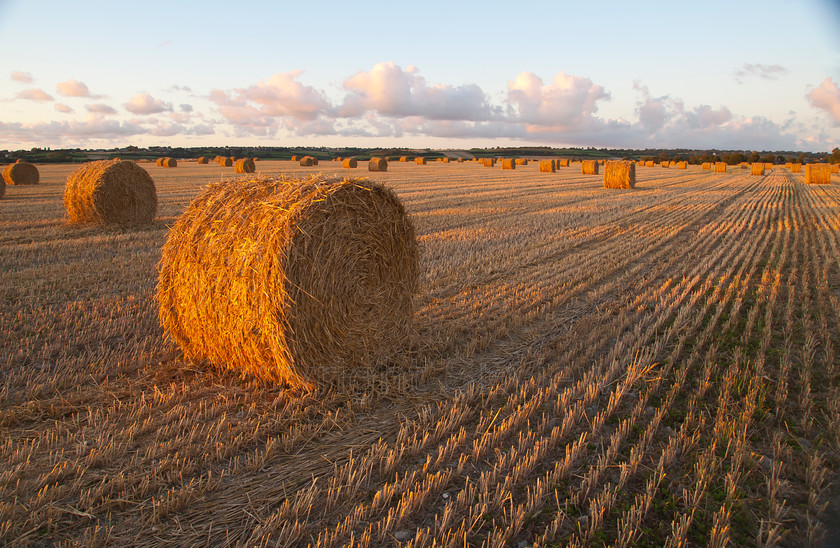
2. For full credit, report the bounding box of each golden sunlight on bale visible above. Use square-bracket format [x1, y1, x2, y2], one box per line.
[342, 158, 358, 168]
[604, 160, 635, 189]
[750, 163, 765, 176]
[219, 157, 233, 167]
[64, 160, 157, 225]
[156, 158, 165, 166]
[581, 160, 599, 175]
[831, 164, 839, 174]
[515, 158, 528, 166]
[677, 161, 687, 169]
[399, 156, 408, 162]
[645, 161, 655, 167]
[714, 162, 727, 173]
[501, 159, 515, 170]
[234, 158, 256, 174]
[539, 160, 555, 173]
[3, 161, 40, 186]
[415, 157, 426, 165]
[197, 157, 209, 164]
[660, 161, 669, 168]
[368, 157, 388, 172]
[291, 156, 298, 162]
[805, 163, 830, 184]
[156, 175, 419, 389]
[162, 158, 177, 168]
[668, 161, 675, 167]
[701, 163, 711, 170]
[559, 159, 569, 167]
[482, 158, 495, 167]
[300, 156, 315, 167]
[790, 163, 801, 173]
[442, 157, 450, 163]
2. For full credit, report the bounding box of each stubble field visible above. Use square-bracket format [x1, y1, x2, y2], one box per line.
[1, 159, 839, 546]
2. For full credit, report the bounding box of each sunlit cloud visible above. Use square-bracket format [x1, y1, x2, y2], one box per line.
[15, 88, 54, 102]
[54, 103, 74, 114]
[210, 71, 331, 122]
[11, 71, 33, 84]
[806, 77, 840, 126]
[56, 79, 101, 98]
[124, 92, 172, 114]
[85, 103, 117, 115]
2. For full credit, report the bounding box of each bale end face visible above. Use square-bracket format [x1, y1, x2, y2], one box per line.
[559, 159, 570, 167]
[3, 161, 40, 185]
[162, 158, 177, 168]
[64, 160, 157, 225]
[156, 175, 419, 389]
[581, 160, 599, 175]
[219, 157, 233, 167]
[300, 156, 315, 167]
[604, 161, 635, 189]
[197, 157, 209, 164]
[805, 163, 831, 184]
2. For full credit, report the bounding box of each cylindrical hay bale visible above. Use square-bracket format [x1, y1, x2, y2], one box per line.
[162, 158, 177, 168]
[342, 158, 358, 168]
[156, 158, 165, 167]
[515, 158, 527, 165]
[300, 156, 314, 167]
[501, 158, 515, 170]
[197, 157, 209, 164]
[805, 163, 830, 184]
[234, 158, 256, 174]
[64, 160, 157, 225]
[581, 160, 599, 175]
[668, 161, 676, 167]
[3, 161, 40, 186]
[539, 160, 556, 173]
[677, 161, 687, 169]
[482, 158, 495, 167]
[415, 157, 426, 165]
[219, 157, 233, 167]
[714, 162, 727, 173]
[765, 163, 774, 170]
[750, 163, 765, 176]
[311, 157, 319, 165]
[291, 156, 298, 162]
[15, 158, 24, 163]
[368, 157, 388, 172]
[645, 161, 655, 167]
[157, 176, 418, 389]
[442, 157, 450, 163]
[660, 161, 669, 168]
[790, 163, 801, 173]
[831, 164, 840, 174]
[399, 156, 408, 162]
[604, 160, 635, 189]
[559, 159, 569, 167]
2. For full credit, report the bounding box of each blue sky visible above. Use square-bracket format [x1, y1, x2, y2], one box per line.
[1, 0, 839, 151]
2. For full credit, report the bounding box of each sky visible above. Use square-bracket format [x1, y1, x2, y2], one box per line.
[1, 0, 839, 152]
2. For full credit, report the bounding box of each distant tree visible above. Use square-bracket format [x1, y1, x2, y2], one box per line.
[762, 154, 775, 164]
[748, 151, 760, 162]
[776, 155, 786, 164]
[831, 147, 840, 164]
[797, 153, 807, 163]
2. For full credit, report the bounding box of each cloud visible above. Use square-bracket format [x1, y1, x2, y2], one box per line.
[734, 63, 789, 84]
[11, 71, 33, 84]
[15, 88, 54, 102]
[85, 103, 117, 115]
[54, 103, 74, 114]
[210, 71, 331, 123]
[806, 77, 840, 126]
[56, 78, 100, 98]
[0, 118, 145, 144]
[179, 103, 193, 112]
[339, 62, 499, 121]
[507, 71, 610, 131]
[169, 85, 192, 92]
[124, 92, 172, 114]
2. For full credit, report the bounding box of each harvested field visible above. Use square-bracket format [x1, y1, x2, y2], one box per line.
[1, 160, 839, 546]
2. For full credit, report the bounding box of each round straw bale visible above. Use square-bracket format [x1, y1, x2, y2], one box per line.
[399, 156, 408, 162]
[3, 161, 40, 186]
[604, 160, 635, 189]
[64, 160, 157, 225]
[197, 157, 209, 164]
[539, 160, 556, 173]
[442, 157, 450, 163]
[581, 160, 599, 175]
[162, 157, 177, 168]
[300, 156, 315, 167]
[156, 158, 165, 166]
[15, 158, 24, 163]
[157, 175, 418, 389]
[368, 157, 388, 172]
[501, 159, 515, 170]
[415, 157, 426, 165]
[234, 158, 256, 174]
[291, 155, 298, 162]
[219, 157, 232, 167]
[342, 158, 358, 168]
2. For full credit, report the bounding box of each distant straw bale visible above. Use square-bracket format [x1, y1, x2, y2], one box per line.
[457, 158, 463, 162]
[156, 175, 418, 389]
[677, 161, 687, 169]
[291, 156, 298, 162]
[559, 159, 569, 167]
[660, 161, 669, 168]
[515, 158, 528, 166]
[399, 156, 408, 162]
[765, 163, 774, 170]
[219, 157, 233, 167]
[3, 161, 39, 185]
[64, 159, 156, 225]
[701, 163, 711, 170]
[714, 162, 727, 173]
[604, 160, 635, 189]
[645, 161, 655, 167]
[368, 157, 388, 172]
[668, 161, 676, 167]
[750, 163, 765, 176]
[539, 160, 556, 173]
[581, 160, 599, 175]
[342, 158, 358, 168]
[805, 163, 830, 184]
[482, 158, 495, 167]
[235, 158, 256, 174]
[790, 163, 801, 173]
[501, 159, 515, 170]
[300, 156, 315, 167]
[156, 158, 165, 167]
[162, 158, 177, 168]
[197, 157, 209, 164]
[415, 157, 426, 165]
[442, 157, 450, 163]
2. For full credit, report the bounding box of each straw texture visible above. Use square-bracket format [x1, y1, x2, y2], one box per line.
[3, 161, 39, 185]
[805, 163, 830, 184]
[368, 157, 388, 172]
[64, 160, 157, 225]
[581, 160, 599, 175]
[604, 160, 636, 189]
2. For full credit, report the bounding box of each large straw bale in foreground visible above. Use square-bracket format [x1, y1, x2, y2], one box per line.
[235, 158, 256, 173]
[581, 160, 599, 175]
[64, 160, 157, 225]
[604, 160, 635, 189]
[368, 157, 388, 171]
[3, 161, 40, 185]
[805, 163, 830, 184]
[342, 158, 358, 168]
[157, 175, 418, 389]
[714, 162, 727, 173]
[539, 160, 556, 172]
[750, 163, 765, 176]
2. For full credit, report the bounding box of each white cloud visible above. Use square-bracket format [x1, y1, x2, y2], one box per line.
[56, 79, 99, 98]
[210, 71, 330, 123]
[11, 71, 33, 84]
[507, 71, 610, 132]
[124, 92, 172, 114]
[807, 77, 840, 126]
[54, 103, 74, 114]
[85, 103, 117, 115]
[15, 88, 54, 102]
[735, 63, 789, 84]
[0, 119, 145, 144]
